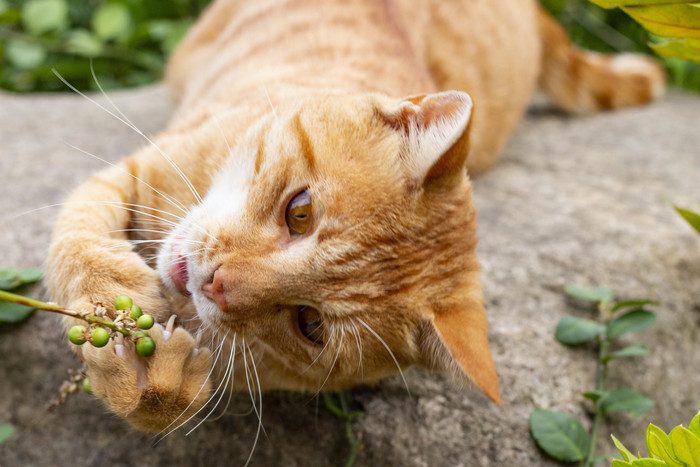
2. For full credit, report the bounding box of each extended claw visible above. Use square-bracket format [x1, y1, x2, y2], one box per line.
[163, 315, 177, 341]
[115, 332, 126, 358]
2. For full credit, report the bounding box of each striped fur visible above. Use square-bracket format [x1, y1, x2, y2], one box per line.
[46, 0, 663, 432]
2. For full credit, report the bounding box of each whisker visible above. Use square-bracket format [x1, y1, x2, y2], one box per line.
[18, 201, 181, 230]
[263, 85, 279, 121]
[206, 340, 236, 422]
[19, 200, 217, 241]
[349, 321, 364, 378]
[213, 116, 235, 159]
[357, 318, 410, 395]
[244, 345, 265, 467]
[54, 69, 205, 206]
[65, 142, 189, 215]
[241, 338, 263, 427]
[302, 323, 335, 374]
[315, 325, 344, 396]
[185, 333, 237, 435]
[155, 330, 230, 442]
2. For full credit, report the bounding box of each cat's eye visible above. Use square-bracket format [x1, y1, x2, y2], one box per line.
[285, 190, 312, 235]
[297, 306, 324, 345]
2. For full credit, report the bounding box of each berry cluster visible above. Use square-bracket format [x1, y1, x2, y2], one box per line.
[67, 295, 156, 357]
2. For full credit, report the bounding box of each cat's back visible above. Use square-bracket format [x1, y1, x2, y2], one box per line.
[166, 0, 540, 105]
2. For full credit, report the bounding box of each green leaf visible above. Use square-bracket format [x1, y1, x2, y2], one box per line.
[5, 39, 47, 70]
[613, 459, 635, 467]
[555, 315, 607, 345]
[0, 269, 21, 290]
[623, 5, 700, 40]
[609, 343, 651, 359]
[669, 426, 700, 466]
[565, 285, 616, 303]
[612, 300, 659, 312]
[529, 409, 590, 462]
[584, 390, 608, 402]
[652, 39, 700, 64]
[0, 301, 35, 323]
[21, 0, 69, 35]
[0, 268, 42, 290]
[646, 425, 681, 466]
[607, 310, 657, 338]
[0, 424, 14, 444]
[18, 268, 42, 285]
[600, 389, 654, 417]
[65, 29, 103, 57]
[147, 19, 193, 54]
[589, 0, 697, 8]
[92, 3, 133, 41]
[630, 459, 670, 467]
[0, 0, 9, 16]
[612, 433, 637, 462]
[674, 206, 700, 235]
[689, 411, 700, 438]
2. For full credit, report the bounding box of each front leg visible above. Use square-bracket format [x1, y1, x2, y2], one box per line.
[46, 160, 175, 321]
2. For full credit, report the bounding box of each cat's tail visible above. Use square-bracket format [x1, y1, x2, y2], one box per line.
[537, 8, 666, 113]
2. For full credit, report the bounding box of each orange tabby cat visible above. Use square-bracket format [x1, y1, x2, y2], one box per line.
[46, 0, 664, 433]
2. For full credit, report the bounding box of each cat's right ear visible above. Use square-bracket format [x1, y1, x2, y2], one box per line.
[378, 91, 473, 187]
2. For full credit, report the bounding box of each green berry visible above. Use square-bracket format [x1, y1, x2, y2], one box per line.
[114, 294, 133, 310]
[90, 327, 110, 347]
[137, 314, 154, 330]
[68, 325, 87, 345]
[135, 336, 156, 357]
[131, 331, 147, 340]
[129, 304, 143, 320]
[82, 377, 92, 394]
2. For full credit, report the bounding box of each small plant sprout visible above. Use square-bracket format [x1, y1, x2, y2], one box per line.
[323, 392, 365, 467]
[674, 205, 700, 236]
[48, 367, 92, 410]
[530, 286, 659, 466]
[0, 290, 157, 357]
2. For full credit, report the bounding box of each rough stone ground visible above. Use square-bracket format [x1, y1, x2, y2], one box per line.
[0, 85, 698, 467]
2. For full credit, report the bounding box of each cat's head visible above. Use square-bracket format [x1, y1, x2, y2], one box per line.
[156, 91, 500, 402]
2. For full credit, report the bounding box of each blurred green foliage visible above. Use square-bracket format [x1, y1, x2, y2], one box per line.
[0, 0, 210, 92]
[541, 0, 700, 91]
[0, 0, 698, 93]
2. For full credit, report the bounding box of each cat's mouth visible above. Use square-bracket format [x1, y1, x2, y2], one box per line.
[169, 239, 190, 296]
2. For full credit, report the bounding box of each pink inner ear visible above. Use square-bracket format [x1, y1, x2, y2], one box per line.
[379, 90, 473, 185]
[383, 92, 471, 132]
[420, 93, 471, 128]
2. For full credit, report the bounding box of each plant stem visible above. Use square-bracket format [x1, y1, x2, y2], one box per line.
[322, 392, 364, 467]
[584, 301, 613, 467]
[0, 290, 135, 336]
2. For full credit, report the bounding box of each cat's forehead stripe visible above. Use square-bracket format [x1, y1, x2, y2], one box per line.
[291, 113, 316, 172]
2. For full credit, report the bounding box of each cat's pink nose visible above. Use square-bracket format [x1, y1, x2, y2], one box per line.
[202, 268, 228, 313]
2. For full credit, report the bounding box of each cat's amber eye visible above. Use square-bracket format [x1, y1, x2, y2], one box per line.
[285, 190, 312, 235]
[297, 306, 324, 345]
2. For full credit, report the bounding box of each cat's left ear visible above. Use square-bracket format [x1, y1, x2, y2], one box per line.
[414, 301, 502, 404]
[379, 91, 473, 187]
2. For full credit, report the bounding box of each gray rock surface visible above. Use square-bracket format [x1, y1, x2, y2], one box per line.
[0, 85, 698, 467]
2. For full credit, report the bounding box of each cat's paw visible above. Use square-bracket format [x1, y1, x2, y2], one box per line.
[83, 320, 213, 433]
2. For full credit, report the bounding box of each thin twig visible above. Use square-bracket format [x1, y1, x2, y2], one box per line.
[0, 290, 135, 337]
